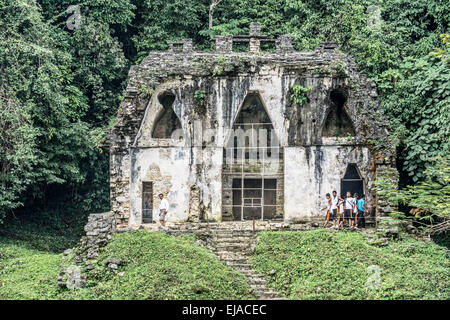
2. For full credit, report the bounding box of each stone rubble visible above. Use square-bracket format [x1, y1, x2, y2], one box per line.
[58, 212, 115, 289]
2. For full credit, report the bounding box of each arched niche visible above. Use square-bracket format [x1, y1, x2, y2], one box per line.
[322, 88, 355, 137]
[152, 91, 182, 139]
[233, 93, 272, 126]
[225, 93, 280, 158]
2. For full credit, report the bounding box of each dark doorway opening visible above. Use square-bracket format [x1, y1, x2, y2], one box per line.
[340, 164, 364, 198]
[142, 182, 153, 223]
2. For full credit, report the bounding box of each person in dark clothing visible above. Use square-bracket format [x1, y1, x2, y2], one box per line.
[355, 194, 367, 229]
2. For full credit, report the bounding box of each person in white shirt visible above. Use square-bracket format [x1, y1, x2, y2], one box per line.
[158, 193, 169, 230]
[343, 191, 356, 229]
[330, 190, 340, 229]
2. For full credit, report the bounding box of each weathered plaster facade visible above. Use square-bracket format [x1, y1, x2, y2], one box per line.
[108, 23, 396, 228]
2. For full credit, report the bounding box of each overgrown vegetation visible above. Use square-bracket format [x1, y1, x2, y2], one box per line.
[376, 156, 450, 233]
[0, 0, 449, 222]
[0, 231, 253, 300]
[289, 85, 311, 106]
[0, 0, 448, 301]
[250, 229, 450, 300]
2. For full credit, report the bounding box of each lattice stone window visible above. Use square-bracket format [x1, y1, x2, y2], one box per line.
[226, 177, 281, 221]
[222, 93, 284, 221]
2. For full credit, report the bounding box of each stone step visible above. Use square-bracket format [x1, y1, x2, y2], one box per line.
[221, 257, 249, 264]
[213, 231, 257, 237]
[239, 269, 260, 276]
[213, 235, 256, 242]
[208, 227, 285, 301]
[228, 264, 251, 268]
[215, 248, 253, 254]
[241, 271, 261, 277]
[254, 293, 280, 299]
[214, 241, 255, 248]
[247, 275, 267, 285]
[215, 241, 254, 247]
[230, 267, 252, 273]
[215, 251, 248, 261]
[249, 284, 269, 291]
[253, 290, 282, 299]
[225, 262, 251, 268]
[214, 236, 256, 242]
[214, 248, 254, 254]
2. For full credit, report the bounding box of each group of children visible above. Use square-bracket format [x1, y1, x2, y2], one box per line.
[322, 191, 368, 229]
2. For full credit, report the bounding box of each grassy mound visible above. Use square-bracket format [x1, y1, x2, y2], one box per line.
[249, 229, 450, 300]
[61, 231, 253, 300]
[0, 231, 253, 300]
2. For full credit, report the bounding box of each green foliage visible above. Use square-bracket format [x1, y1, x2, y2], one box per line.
[0, 0, 449, 220]
[0, 206, 90, 252]
[194, 90, 206, 101]
[0, 240, 62, 300]
[290, 85, 311, 106]
[380, 35, 450, 182]
[63, 231, 253, 299]
[250, 229, 450, 300]
[0, 89, 37, 218]
[0, 0, 117, 219]
[377, 156, 450, 221]
[0, 231, 254, 300]
[0, 0, 91, 217]
[132, 0, 210, 61]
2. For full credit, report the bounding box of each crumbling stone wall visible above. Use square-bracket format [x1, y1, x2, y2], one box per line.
[108, 22, 396, 227]
[58, 212, 115, 288]
[375, 164, 399, 217]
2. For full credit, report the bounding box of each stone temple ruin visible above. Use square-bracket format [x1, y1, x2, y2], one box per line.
[108, 22, 397, 229]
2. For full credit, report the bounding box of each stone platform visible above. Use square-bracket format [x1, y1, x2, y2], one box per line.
[124, 217, 377, 233]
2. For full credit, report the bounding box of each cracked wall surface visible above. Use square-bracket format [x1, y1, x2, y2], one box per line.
[107, 24, 396, 228]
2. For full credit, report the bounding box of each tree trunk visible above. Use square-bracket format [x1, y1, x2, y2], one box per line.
[209, 0, 222, 29]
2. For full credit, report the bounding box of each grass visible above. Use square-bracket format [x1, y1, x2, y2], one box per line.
[1, 209, 448, 300]
[0, 238, 62, 299]
[0, 209, 88, 253]
[249, 229, 450, 300]
[0, 230, 253, 300]
[58, 231, 254, 300]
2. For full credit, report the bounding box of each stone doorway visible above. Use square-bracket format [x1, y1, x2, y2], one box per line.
[340, 164, 364, 197]
[142, 182, 153, 223]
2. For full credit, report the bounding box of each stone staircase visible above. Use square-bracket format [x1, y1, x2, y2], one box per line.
[210, 228, 285, 300]
[141, 222, 288, 299]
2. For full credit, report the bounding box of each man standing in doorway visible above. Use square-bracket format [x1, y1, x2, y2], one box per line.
[158, 193, 169, 231]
